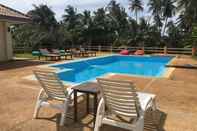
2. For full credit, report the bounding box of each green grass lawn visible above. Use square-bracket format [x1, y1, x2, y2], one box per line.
[14, 53, 37, 59]
[193, 56, 197, 60]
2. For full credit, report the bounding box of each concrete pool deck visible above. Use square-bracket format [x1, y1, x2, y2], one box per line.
[0, 55, 197, 131]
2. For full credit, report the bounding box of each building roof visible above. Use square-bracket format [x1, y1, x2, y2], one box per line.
[0, 3, 30, 23]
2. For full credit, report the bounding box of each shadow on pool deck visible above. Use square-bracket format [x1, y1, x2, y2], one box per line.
[0, 60, 52, 71]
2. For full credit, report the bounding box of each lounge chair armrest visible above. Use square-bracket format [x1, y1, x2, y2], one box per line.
[144, 97, 154, 111]
[97, 98, 105, 115]
[67, 89, 74, 99]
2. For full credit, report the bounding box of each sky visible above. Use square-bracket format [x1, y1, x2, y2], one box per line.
[1, 0, 149, 21]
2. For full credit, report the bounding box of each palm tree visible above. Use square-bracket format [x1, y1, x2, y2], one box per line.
[148, 0, 162, 31]
[162, 0, 176, 36]
[177, 0, 197, 14]
[106, 0, 129, 45]
[81, 10, 93, 46]
[148, 0, 162, 15]
[82, 10, 92, 26]
[28, 4, 57, 31]
[62, 5, 81, 30]
[27, 4, 58, 48]
[166, 21, 183, 47]
[127, 18, 139, 46]
[177, 0, 197, 32]
[62, 5, 82, 47]
[177, 13, 192, 33]
[106, 0, 122, 29]
[128, 0, 143, 23]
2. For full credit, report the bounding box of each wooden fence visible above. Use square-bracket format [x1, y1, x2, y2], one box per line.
[13, 46, 196, 56]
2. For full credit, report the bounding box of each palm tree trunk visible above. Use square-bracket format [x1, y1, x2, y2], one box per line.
[135, 10, 138, 23]
[162, 17, 168, 36]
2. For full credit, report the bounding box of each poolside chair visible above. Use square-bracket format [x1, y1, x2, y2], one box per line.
[81, 48, 96, 57]
[33, 70, 74, 126]
[95, 78, 157, 131]
[39, 49, 61, 60]
[71, 48, 82, 57]
[52, 49, 73, 59]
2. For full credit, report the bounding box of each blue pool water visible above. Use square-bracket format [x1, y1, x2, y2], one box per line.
[52, 55, 173, 84]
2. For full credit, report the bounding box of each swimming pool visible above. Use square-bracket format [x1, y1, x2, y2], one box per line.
[52, 55, 173, 84]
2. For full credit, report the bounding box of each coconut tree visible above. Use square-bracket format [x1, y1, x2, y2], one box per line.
[107, 0, 129, 46]
[148, 0, 163, 31]
[162, 0, 176, 36]
[28, 4, 57, 31]
[128, 0, 143, 23]
[177, 0, 197, 32]
[62, 5, 82, 47]
[62, 5, 81, 30]
[81, 10, 93, 46]
[166, 21, 183, 47]
[26, 4, 58, 48]
[82, 10, 92, 26]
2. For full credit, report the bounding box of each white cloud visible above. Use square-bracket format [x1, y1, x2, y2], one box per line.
[1, 0, 149, 20]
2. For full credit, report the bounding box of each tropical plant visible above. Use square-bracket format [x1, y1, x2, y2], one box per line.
[62, 5, 83, 47]
[162, 0, 176, 36]
[12, 4, 59, 49]
[81, 10, 93, 45]
[11, 0, 196, 50]
[166, 21, 183, 47]
[107, 0, 129, 45]
[148, 0, 163, 31]
[129, 0, 143, 23]
[28, 4, 57, 31]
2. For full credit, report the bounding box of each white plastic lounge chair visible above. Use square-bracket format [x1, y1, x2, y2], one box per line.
[33, 70, 74, 126]
[95, 78, 157, 131]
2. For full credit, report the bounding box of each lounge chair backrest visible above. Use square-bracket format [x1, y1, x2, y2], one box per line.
[34, 70, 68, 100]
[80, 48, 85, 52]
[39, 49, 50, 55]
[97, 78, 141, 119]
[52, 49, 60, 54]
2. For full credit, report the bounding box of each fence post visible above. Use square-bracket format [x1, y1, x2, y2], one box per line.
[111, 46, 113, 54]
[88, 45, 90, 51]
[142, 46, 145, 53]
[164, 46, 167, 55]
[98, 45, 101, 53]
[192, 47, 196, 56]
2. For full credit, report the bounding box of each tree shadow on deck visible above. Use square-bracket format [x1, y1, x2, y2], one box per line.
[0, 60, 52, 71]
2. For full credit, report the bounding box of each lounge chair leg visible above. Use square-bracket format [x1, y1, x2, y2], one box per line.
[135, 115, 144, 131]
[60, 100, 69, 126]
[151, 98, 158, 125]
[33, 89, 45, 119]
[94, 119, 100, 131]
[152, 98, 157, 111]
[94, 99, 104, 131]
[33, 100, 42, 118]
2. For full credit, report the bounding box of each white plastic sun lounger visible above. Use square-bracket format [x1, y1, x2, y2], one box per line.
[33, 70, 81, 126]
[95, 78, 157, 131]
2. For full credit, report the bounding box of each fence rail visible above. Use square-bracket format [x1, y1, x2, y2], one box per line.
[13, 45, 196, 56]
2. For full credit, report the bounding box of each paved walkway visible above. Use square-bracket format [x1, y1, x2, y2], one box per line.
[0, 56, 197, 131]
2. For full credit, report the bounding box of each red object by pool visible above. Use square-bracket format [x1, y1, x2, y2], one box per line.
[134, 50, 144, 55]
[120, 50, 129, 55]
